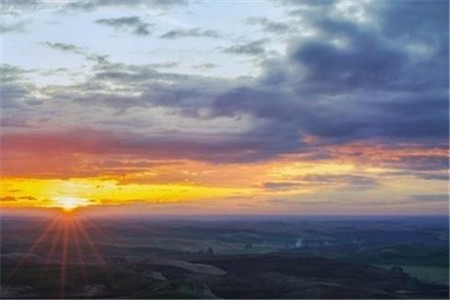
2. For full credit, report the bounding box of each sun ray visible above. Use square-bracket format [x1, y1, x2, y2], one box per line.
[59, 219, 70, 299]
[73, 218, 106, 265]
[6, 216, 61, 282]
[39, 219, 64, 284]
[71, 218, 88, 284]
[73, 218, 115, 287]
[80, 216, 112, 242]
[5, 211, 119, 296]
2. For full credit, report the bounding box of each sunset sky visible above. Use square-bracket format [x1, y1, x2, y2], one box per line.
[1, 0, 448, 215]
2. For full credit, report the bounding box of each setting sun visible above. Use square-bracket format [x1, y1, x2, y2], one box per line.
[53, 196, 90, 212]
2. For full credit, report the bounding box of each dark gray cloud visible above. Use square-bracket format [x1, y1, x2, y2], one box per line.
[381, 0, 448, 53]
[96, 16, 152, 36]
[160, 28, 220, 39]
[223, 39, 268, 56]
[216, 2, 448, 146]
[290, 19, 408, 90]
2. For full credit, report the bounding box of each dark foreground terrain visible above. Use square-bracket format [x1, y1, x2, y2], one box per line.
[1, 215, 448, 298]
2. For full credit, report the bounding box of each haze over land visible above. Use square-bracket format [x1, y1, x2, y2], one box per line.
[1, 0, 448, 215]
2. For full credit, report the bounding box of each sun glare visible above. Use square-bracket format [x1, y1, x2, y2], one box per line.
[53, 196, 90, 212]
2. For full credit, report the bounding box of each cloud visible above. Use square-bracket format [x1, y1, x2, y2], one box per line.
[281, 0, 337, 7]
[1, 64, 44, 108]
[263, 175, 378, 191]
[1, 116, 32, 128]
[96, 16, 152, 36]
[19, 196, 37, 201]
[417, 173, 449, 181]
[64, 0, 187, 12]
[149, 62, 179, 69]
[192, 63, 217, 70]
[40, 42, 84, 54]
[1, 20, 29, 33]
[216, 3, 448, 145]
[290, 19, 408, 89]
[1, 0, 41, 16]
[300, 174, 377, 187]
[0, 196, 17, 202]
[380, 0, 448, 51]
[410, 194, 448, 202]
[247, 17, 291, 33]
[327, 143, 449, 172]
[223, 39, 268, 55]
[160, 28, 220, 39]
[1, 0, 187, 14]
[1, 1, 448, 171]
[1, 123, 300, 173]
[263, 182, 299, 191]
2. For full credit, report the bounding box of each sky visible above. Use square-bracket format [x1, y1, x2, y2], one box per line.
[1, 0, 449, 215]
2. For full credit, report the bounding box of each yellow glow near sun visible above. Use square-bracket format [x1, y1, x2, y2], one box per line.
[1, 177, 254, 210]
[53, 196, 90, 212]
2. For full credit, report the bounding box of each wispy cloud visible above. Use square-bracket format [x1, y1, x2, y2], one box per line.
[223, 39, 268, 55]
[96, 16, 153, 36]
[160, 28, 221, 39]
[410, 194, 448, 202]
[1, 20, 29, 34]
[247, 17, 292, 33]
[2, 0, 187, 15]
[40, 42, 84, 54]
